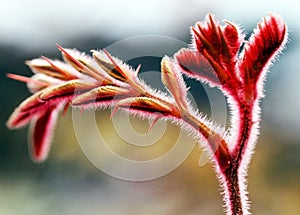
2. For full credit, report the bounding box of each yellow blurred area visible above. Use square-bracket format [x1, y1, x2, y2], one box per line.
[33, 109, 299, 215]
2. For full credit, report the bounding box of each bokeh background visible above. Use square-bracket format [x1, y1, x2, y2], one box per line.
[1, 0, 299, 214]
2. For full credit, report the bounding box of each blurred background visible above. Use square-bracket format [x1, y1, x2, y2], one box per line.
[1, 0, 299, 214]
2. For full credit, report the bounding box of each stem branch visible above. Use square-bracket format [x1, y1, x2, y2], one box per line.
[224, 164, 243, 215]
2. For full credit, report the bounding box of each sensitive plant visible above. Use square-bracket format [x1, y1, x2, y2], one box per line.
[6, 14, 287, 214]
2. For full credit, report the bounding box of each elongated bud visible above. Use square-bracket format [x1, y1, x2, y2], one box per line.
[57, 45, 112, 83]
[92, 50, 145, 92]
[116, 97, 177, 116]
[92, 50, 138, 82]
[40, 80, 95, 100]
[7, 92, 44, 129]
[93, 50, 128, 82]
[175, 48, 221, 88]
[26, 57, 80, 81]
[239, 14, 288, 102]
[29, 107, 59, 162]
[161, 56, 188, 112]
[72, 85, 132, 105]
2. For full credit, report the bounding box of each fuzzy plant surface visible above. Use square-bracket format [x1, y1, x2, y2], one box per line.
[7, 14, 287, 215]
